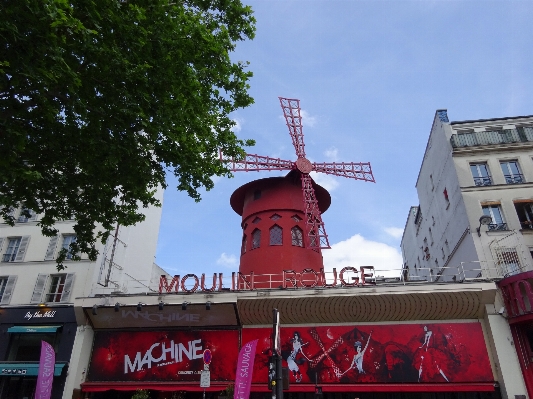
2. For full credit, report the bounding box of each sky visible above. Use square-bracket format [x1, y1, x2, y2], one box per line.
[155, 0, 533, 279]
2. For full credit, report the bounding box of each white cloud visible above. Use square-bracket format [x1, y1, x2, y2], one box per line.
[216, 253, 238, 268]
[323, 234, 403, 278]
[300, 109, 317, 127]
[310, 171, 339, 191]
[231, 118, 243, 133]
[324, 147, 339, 161]
[384, 227, 404, 239]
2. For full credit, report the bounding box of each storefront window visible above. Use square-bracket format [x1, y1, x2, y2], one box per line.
[6, 333, 57, 361]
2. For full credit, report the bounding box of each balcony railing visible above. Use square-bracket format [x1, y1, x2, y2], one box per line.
[473, 176, 492, 186]
[1, 253, 16, 262]
[488, 223, 508, 231]
[451, 127, 533, 148]
[504, 174, 525, 184]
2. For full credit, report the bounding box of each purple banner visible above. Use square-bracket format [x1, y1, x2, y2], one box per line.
[35, 341, 55, 399]
[234, 340, 258, 399]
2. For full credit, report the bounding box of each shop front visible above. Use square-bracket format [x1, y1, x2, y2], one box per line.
[0, 305, 76, 399]
[71, 281, 506, 399]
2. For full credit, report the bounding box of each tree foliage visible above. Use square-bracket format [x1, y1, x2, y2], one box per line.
[0, 0, 255, 268]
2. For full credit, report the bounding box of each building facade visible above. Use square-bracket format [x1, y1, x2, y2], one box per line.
[0, 190, 164, 398]
[401, 110, 533, 398]
[64, 172, 528, 399]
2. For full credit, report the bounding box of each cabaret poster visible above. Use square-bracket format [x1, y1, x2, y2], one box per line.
[88, 330, 239, 382]
[242, 323, 493, 384]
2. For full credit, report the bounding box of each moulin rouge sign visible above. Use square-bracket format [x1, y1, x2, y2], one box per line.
[159, 266, 376, 294]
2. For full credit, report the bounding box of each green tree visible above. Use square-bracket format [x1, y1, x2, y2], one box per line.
[0, 0, 255, 268]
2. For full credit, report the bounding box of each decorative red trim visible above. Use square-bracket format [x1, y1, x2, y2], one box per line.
[249, 383, 496, 393]
[81, 382, 229, 392]
[81, 382, 496, 393]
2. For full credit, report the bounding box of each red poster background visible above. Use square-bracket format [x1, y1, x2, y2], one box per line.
[89, 330, 239, 382]
[242, 323, 493, 385]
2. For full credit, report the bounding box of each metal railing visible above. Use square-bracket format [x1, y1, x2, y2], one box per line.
[451, 127, 533, 148]
[473, 176, 493, 186]
[488, 223, 508, 231]
[504, 174, 525, 184]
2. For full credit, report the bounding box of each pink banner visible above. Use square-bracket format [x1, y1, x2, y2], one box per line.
[35, 341, 55, 399]
[234, 340, 258, 399]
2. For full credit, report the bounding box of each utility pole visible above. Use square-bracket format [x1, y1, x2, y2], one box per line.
[271, 308, 283, 399]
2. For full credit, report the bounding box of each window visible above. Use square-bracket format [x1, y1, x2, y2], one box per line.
[291, 226, 304, 247]
[292, 215, 302, 222]
[7, 333, 58, 361]
[269, 225, 283, 245]
[428, 228, 433, 245]
[515, 202, 533, 230]
[2, 238, 20, 262]
[46, 275, 67, 302]
[470, 163, 492, 186]
[251, 229, 261, 249]
[17, 208, 37, 223]
[61, 235, 77, 260]
[31, 273, 75, 303]
[500, 160, 524, 184]
[482, 204, 507, 231]
[0, 276, 17, 305]
[252, 217, 261, 224]
[241, 234, 247, 254]
[270, 214, 281, 221]
[1, 236, 30, 262]
[494, 247, 521, 277]
[429, 174, 434, 191]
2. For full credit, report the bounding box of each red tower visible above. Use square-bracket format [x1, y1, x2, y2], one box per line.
[225, 97, 375, 286]
[230, 170, 330, 285]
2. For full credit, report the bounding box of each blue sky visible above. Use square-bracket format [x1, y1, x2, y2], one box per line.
[155, 0, 533, 278]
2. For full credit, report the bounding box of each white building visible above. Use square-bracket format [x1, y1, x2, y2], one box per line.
[0, 190, 164, 304]
[0, 191, 164, 398]
[401, 110, 533, 282]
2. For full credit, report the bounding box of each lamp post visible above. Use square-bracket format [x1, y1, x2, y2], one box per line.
[477, 215, 493, 237]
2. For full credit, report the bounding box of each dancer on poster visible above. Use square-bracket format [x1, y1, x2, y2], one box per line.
[339, 331, 373, 376]
[416, 326, 449, 382]
[286, 332, 310, 382]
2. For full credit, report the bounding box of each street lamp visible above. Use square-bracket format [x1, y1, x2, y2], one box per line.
[477, 215, 492, 237]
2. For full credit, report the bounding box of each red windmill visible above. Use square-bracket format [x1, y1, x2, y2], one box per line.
[224, 97, 375, 252]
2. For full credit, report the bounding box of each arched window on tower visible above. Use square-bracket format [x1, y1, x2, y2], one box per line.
[291, 226, 304, 247]
[252, 229, 261, 249]
[270, 225, 283, 245]
[241, 234, 247, 254]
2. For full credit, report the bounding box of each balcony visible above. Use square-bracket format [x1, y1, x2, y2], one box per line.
[504, 174, 525, 184]
[488, 223, 508, 231]
[451, 127, 533, 148]
[473, 176, 492, 186]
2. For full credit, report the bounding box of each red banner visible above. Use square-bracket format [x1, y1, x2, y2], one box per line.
[234, 340, 258, 399]
[242, 323, 493, 384]
[88, 330, 239, 382]
[35, 341, 55, 399]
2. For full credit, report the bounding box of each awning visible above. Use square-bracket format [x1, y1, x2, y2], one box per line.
[7, 325, 61, 333]
[0, 362, 67, 377]
[249, 383, 496, 393]
[81, 382, 230, 392]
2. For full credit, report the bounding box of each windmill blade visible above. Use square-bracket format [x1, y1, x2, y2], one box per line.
[220, 152, 294, 172]
[279, 97, 306, 158]
[312, 162, 375, 182]
[301, 173, 330, 250]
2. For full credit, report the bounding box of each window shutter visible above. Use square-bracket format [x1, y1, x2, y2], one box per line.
[60, 273, 75, 303]
[31, 274, 48, 303]
[14, 236, 30, 262]
[0, 275, 17, 305]
[0, 237, 4, 254]
[44, 235, 59, 261]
